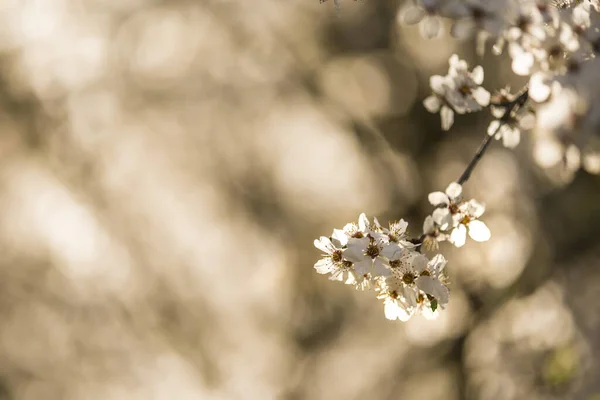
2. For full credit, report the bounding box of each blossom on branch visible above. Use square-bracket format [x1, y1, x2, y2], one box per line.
[314, 214, 450, 321]
[424, 182, 491, 248]
[423, 55, 490, 131]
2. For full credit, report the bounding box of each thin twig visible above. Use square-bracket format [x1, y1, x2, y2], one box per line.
[411, 88, 529, 246]
[456, 88, 529, 185]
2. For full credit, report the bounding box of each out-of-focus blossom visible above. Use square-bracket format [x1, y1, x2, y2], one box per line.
[423, 55, 490, 130]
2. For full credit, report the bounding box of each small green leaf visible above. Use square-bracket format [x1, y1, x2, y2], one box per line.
[430, 299, 438, 312]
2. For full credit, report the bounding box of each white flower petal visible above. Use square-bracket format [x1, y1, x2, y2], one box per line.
[445, 182, 462, 199]
[440, 105, 454, 130]
[428, 191, 449, 206]
[501, 126, 520, 149]
[381, 243, 403, 260]
[465, 199, 486, 219]
[432, 208, 452, 230]
[583, 152, 600, 174]
[487, 120, 501, 136]
[423, 215, 435, 234]
[373, 258, 391, 277]
[471, 65, 484, 85]
[467, 220, 491, 242]
[511, 51, 534, 76]
[358, 213, 370, 232]
[450, 224, 467, 247]
[402, 5, 426, 25]
[384, 299, 412, 321]
[420, 16, 441, 39]
[314, 258, 334, 274]
[472, 87, 491, 107]
[423, 95, 441, 113]
[354, 259, 372, 276]
[332, 229, 349, 247]
[428, 253, 447, 273]
[416, 276, 449, 304]
[344, 237, 369, 262]
[451, 19, 476, 39]
[421, 304, 440, 320]
[402, 286, 419, 307]
[390, 219, 408, 235]
[430, 75, 446, 94]
[529, 73, 551, 103]
[314, 236, 335, 254]
[411, 254, 428, 274]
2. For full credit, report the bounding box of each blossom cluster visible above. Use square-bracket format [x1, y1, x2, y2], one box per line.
[313, 0, 598, 324]
[313, 181, 491, 322]
[410, 0, 600, 175]
[314, 213, 450, 321]
[422, 182, 491, 249]
[424, 55, 491, 130]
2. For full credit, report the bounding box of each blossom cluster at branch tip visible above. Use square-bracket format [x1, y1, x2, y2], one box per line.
[423, 182, 491, 249]
[423, 55, 491, 131]
[405, 0, 600, 175]
[314, 214, 450, 321]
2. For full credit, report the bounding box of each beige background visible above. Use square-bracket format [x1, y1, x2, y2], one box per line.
[0, 0, 598, 399]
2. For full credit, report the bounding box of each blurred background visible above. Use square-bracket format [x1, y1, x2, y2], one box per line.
[0, 0, 599, 399]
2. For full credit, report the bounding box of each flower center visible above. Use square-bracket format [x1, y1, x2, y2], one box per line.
[402, 273, 416, 285]
[389, 259, 401, 269]
[331, 250, 343, 263]
[449, 203, 460, 214]
[420, 269, 431, 277]
[459, 85, 472, 97]
[366, 243, 380, 258]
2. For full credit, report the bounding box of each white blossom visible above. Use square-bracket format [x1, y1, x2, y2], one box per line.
[423, 55, 490, 131]
[314, 236, 357, 284]
[424, 182, 491, 248]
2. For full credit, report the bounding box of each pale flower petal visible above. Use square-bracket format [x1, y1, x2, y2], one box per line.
[411, 254, 429, 274]
[420, 16, 441, 39]
[423, 95, 441, 113]
[416, 276, 449, 304]
[314, 236, 335, 254]
[421, 305, 440, 320]
[332, 229, 349, 246]
[402, 5, 426, 25]
[501, 126, 521, 149]
[440, 105, 454, 130]
[432, 208, 452, 230]
[467, 220, 491, 242]
[314, 258, 334, 274]
[488, 120, 501, 136]
[583, 152, 600, 174]
[471, 65, 484, 85]
[423, 215, 435, 234]
[472, 87, 491, 107]
[450, 224, 467, 247]
[384, 299, 412, 321]
[428, 191, 449, 206]
[529, 73, 551, 103]
[511, 51, 534, 76]
[430, 75, 446, 94]
[358, 213, 370, 232]
[428, 253, 447, 273]
[445, 182, 462, 199]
